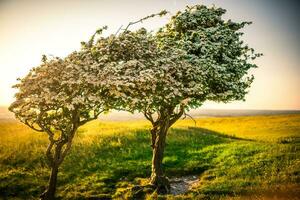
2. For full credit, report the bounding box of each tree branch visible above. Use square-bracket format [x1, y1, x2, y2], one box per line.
[57, 131, 76, 165]
[45, 140, 54, 167]
[114, 25, 123, 35]
[86, 26, 108, 47]
[123, 10, 168, 32]
[183, 111, 197, 126]
[24, 119, 44, 132]
[169, 105, 185, 126]
[144, 110, 154, 125]
[79, 109, 103, 126]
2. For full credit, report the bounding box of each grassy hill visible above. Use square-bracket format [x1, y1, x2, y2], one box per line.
[0, 114, 299, 199]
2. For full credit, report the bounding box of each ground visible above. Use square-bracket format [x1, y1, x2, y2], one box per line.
[0, 114, 299, 199]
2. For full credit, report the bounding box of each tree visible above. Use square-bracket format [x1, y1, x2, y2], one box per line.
[90, 5, 261, 193]
[9, 51, 109, 199]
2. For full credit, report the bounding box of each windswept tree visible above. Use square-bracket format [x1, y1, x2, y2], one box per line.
[9, 51, 109, 200]
[89, 5, 261, 193]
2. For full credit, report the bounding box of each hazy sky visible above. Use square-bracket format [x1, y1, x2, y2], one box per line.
[0, 0, 299, 110]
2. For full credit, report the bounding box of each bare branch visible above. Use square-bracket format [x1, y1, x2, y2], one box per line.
[114, 25, 123, 36]
[183, 111, 197, 126]
[123, 10, 169, 32]
[24, 119, 44, 132]
[87, 26, 108, 47]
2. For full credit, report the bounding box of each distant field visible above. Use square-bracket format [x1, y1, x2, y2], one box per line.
[0, 114, 299, 199]
[175, 114, 300, 142]
[1, 106, 300, 121]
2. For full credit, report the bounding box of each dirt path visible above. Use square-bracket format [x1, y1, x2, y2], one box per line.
[169, 176, 300, 200]
[169, 175, 199, 195]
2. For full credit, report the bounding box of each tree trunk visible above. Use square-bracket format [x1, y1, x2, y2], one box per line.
[40, 164, 59, 200]
[150, 126, 157, 149]
[146, 106, 184, 193]
[40, 141, 65, 200]
[150, 120, 170, 194]
[39, 119, 78, 200]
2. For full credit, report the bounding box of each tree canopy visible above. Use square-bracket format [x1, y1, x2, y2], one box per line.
[9, 51, 108, 135]
[157, 5, 262, 105]
[87, 5, 261, 120]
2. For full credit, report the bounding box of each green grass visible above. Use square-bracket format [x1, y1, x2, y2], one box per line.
[0, 114, 299, 199]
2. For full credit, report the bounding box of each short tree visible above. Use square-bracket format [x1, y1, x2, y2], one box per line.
[9, 51, 109, 199]
[90, 5, 261, 193]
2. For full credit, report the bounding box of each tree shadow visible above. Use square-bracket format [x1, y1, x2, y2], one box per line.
[164, 127, 238, 177]
[61, 127, 246, 185]
[186, 126, 255, 142]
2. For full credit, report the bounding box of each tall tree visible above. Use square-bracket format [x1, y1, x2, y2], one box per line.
[92, 5, 261, 193]
[9, 51, 109, 199]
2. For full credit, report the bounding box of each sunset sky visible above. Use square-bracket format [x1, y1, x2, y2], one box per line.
[0, 0, 299, 110]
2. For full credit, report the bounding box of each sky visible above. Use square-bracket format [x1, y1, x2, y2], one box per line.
[0, 0, 299, 110]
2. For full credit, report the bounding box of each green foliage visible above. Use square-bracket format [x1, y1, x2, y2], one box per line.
[157, 5, 262, 107]
[75, 4, 262, 116]
[9, 52, 108, 134]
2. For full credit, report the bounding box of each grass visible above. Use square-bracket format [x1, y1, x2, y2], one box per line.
[0, 114, 299, 199]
